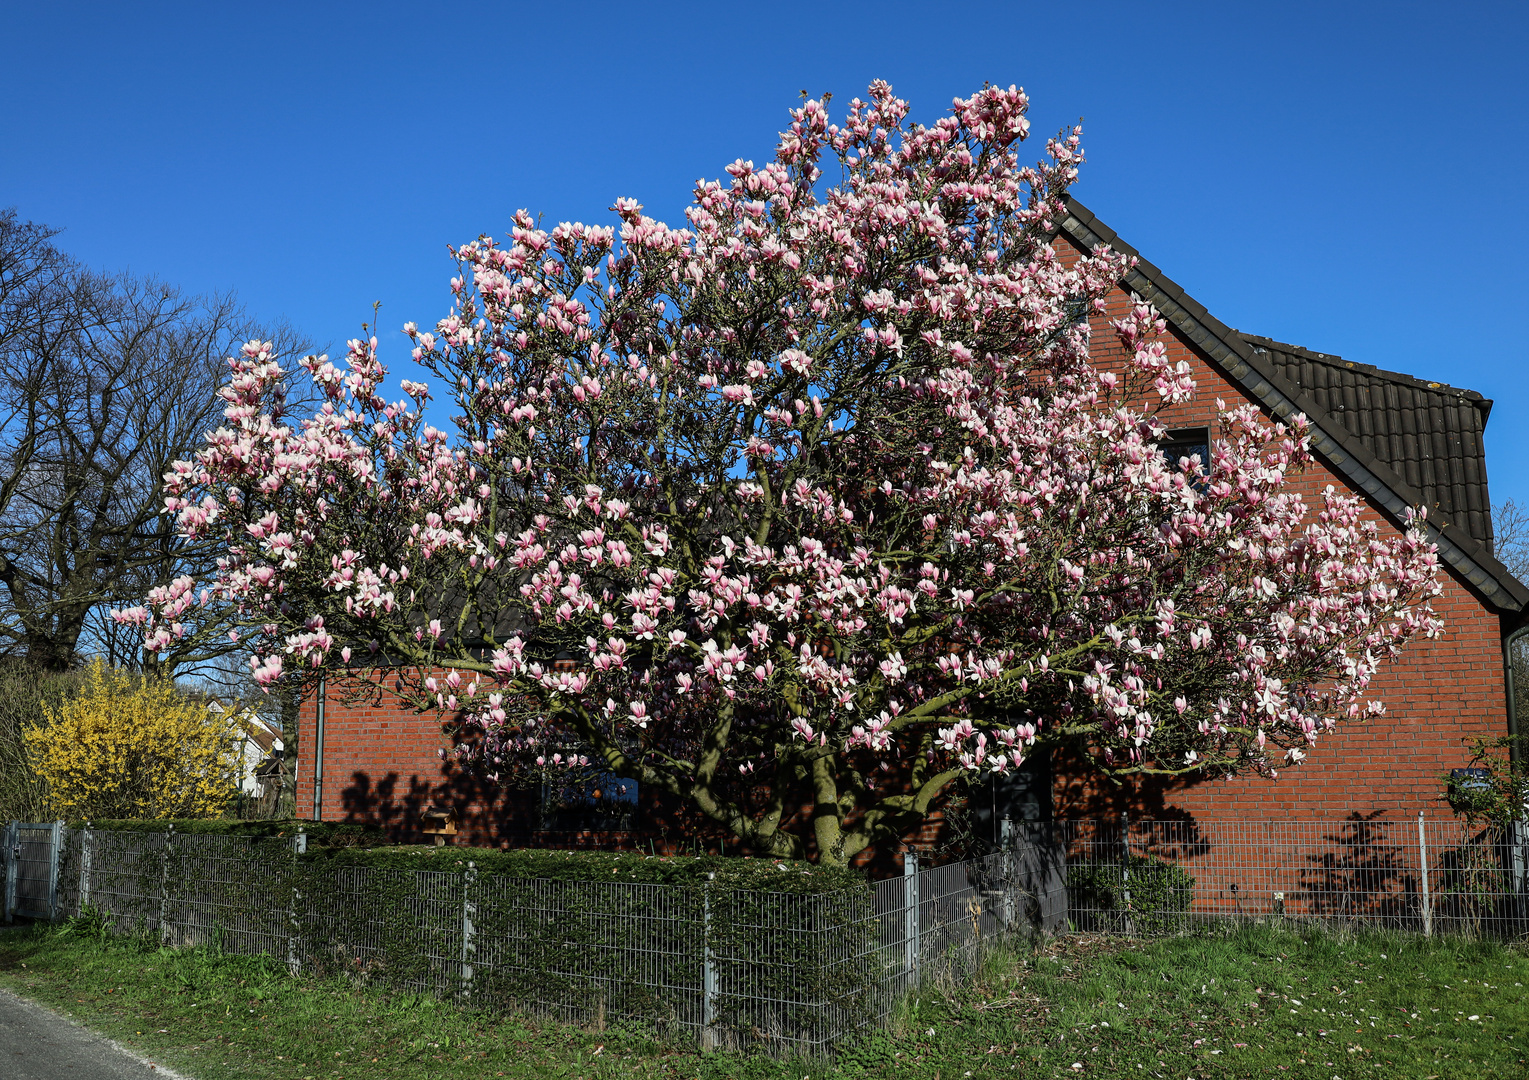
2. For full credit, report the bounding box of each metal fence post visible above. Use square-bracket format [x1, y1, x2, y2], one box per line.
[3, 822, 15, 923]
[700, 872, 717, 1050]
[461, 862, 476, 1000]
[46, 821, 62, 921]
[79, 823, 93, 915]
[1418, 810, 1433, 938]
[1511, 816, 1527, 897]
[1000, 819, 1016, 928]
[903, 848, 920, 986]
[287, 829, 305, 975]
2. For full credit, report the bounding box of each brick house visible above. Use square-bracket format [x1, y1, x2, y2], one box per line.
[293, 197, 1527, 853]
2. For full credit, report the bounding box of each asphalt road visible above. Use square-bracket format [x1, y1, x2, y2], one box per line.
[0, 987, 191, 1080]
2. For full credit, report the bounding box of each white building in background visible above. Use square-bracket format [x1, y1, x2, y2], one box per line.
[206, 700, 284, 797]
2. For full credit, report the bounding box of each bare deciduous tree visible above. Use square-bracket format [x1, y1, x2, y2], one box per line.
[0, 207, 315, 676]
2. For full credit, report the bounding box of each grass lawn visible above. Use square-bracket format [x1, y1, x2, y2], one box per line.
[0, 919, 1525, 1079]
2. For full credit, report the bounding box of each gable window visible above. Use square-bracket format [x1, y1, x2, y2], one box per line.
[1158, 427, 1210, 473]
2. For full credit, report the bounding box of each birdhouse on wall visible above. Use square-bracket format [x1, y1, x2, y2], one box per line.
[420, 807, 458, 847]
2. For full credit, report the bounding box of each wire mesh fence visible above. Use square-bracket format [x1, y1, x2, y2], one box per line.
[163, 831, 295, 955]
[7, 825, 889, 1053]
[4, 815, 1527, 1051]
[473, 875, 701, 1032]
[1058, 816, 1529, 939]
[705, 885, 883, 1048]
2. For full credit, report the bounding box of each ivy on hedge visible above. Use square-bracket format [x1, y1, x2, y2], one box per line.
[1067, 854, 1195, 935]
[57, 821, 878, 1050]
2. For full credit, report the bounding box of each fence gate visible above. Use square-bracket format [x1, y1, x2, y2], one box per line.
[3, 821, 63, 922]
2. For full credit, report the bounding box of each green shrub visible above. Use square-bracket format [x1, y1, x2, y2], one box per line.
[1067, 854, 1194, 935]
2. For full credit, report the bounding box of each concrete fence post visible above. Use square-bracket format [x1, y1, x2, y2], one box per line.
[79, 823, 93, 915]
[1510, 816, 1527, 898]
[3, 822, 16, 923]
[461, 862, 476, 1000]
[1418, 810, 1433, 938]
[1000, 818, 1016, 928]
[159, 823, 174, 944]
[1120, 812, 1134, 936]
[903, 848, 920, 986]
[287, 829, 305, 975]
[47, 821, 62, 921]
[700, 872, 718, 1050]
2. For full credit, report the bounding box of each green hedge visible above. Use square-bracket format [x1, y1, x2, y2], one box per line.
[76, 820, 862, 894]
[308, 844, 861, 892]
[309, 844, 876, 1044]
[1067, 854, 1195, 936]
[76, 818, 380, 845]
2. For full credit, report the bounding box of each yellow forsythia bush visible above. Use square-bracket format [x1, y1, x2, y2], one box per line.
[24, 659, 236, 819]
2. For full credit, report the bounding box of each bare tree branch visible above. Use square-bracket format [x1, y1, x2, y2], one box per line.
[1493, 497, 1529, 581]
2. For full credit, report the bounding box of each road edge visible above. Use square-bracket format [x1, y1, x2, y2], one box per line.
[0, 986, 198, 1080]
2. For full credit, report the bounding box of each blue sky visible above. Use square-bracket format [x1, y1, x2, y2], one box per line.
[5, 2, 1527, 503]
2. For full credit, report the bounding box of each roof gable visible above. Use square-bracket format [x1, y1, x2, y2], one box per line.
[1059, 196, 1529, 615]
[1242, 333, 1495, 550]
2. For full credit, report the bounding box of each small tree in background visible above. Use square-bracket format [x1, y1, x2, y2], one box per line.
[24, 658, 236, 819]
[127, 82, 1443, 864]
[1492, 498, 1529, 582]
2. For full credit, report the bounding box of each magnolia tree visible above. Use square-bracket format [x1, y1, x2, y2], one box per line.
[120, 83, 1443, 865]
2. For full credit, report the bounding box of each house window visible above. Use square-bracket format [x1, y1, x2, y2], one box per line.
[1158, 427, 1210, 473]
[540, 771, 640, 832]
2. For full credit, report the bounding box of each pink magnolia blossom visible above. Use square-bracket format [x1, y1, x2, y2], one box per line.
[130, 82, 1442, 865]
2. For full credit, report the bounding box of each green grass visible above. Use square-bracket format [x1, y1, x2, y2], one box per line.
[0, 919, 1526, 1079]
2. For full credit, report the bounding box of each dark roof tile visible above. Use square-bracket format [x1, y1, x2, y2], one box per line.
[1241, 333, 1495, 550]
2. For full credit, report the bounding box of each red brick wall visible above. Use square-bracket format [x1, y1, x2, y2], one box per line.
[1054, 578, 1506, 822]
[293, 672, 455, 833]
[293, 671, 735, 852]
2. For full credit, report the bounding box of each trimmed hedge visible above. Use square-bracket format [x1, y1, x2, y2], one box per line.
[76, 820, 863, 894]
[75, 818, 380, 845]
[308, 844, 865, 894]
